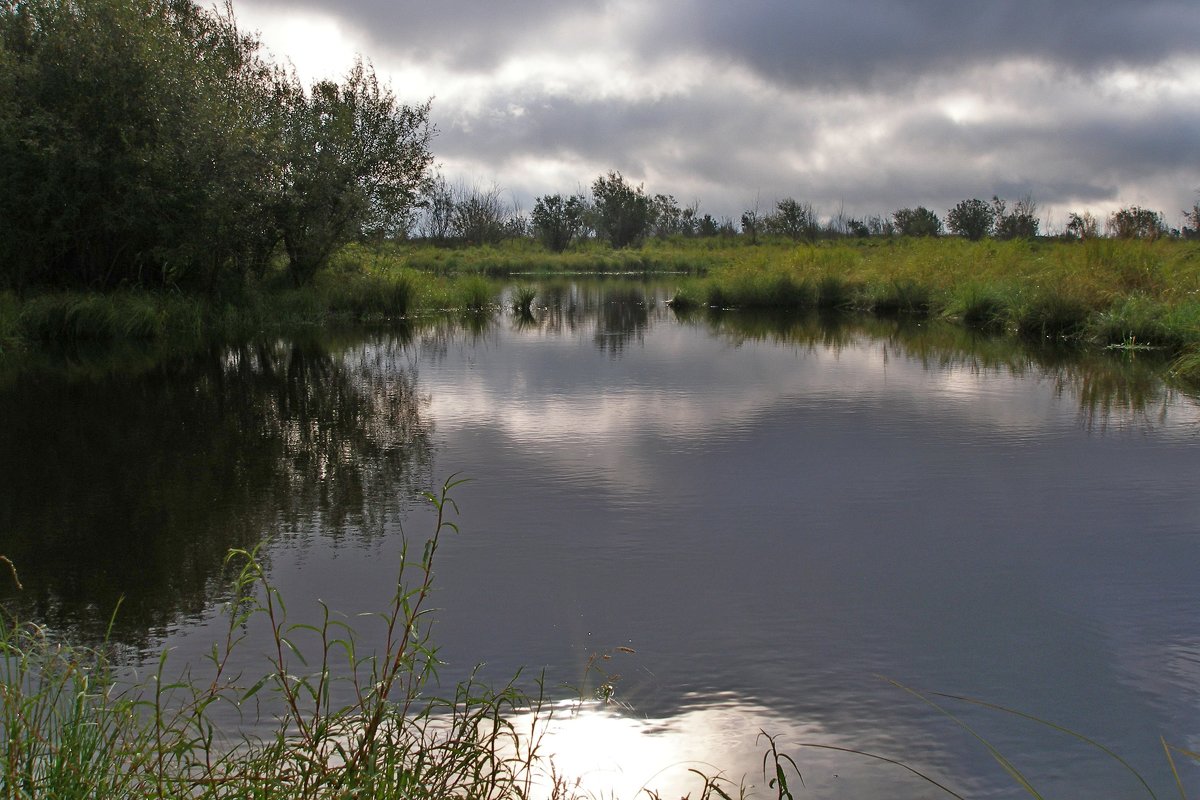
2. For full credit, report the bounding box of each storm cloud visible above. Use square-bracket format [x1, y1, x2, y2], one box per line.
[233, 0, 1200, 229]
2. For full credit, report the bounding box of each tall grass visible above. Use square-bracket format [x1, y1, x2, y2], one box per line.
[6, 238, 1200, 369]
[0, 477, 552, 799]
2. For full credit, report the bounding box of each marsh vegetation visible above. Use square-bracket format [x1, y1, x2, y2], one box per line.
[5, 1, 1200, 796]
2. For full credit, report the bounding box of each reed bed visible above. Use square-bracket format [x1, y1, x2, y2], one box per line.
[4, 237, 1200, 381]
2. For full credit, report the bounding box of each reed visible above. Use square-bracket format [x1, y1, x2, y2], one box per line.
[511, 284, 538, 314]
[0, 477, 551, 799]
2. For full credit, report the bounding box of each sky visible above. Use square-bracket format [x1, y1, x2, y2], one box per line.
[230, 0, 1200, 232]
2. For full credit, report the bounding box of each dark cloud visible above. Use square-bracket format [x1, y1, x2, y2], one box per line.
[243, 0, 1200, 85]
[639, 0, 1200, 90]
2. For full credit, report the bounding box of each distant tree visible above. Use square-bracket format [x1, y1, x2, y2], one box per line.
[740, 209, 761, 244]
[696, 213, 721, 238]
[449, 182, 513, 245]
[531, 193, 586, 252]
[824, 202, 852, 238]
[420, 173, 456, 242]
[992, 196, 1039, 240]
[893, 207, 942, 237]
[1183, 203, 1200, 241]
[866, 215, 895, 236]
[275, 61, 433, 286]
[1107, 206, 1166, 240]
[765, 198, 818, 242]
[591, 171, 651, 248]
[845, 218, 871, 238]
[649, 194, 683, 238]
[946, 199, 994, 240]
[680, 201, 699, 237]
[1065, 211, 1098, 240]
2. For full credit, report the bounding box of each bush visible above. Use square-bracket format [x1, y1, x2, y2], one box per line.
[946, 199, 994, 241]
[893, 207, 942, 237]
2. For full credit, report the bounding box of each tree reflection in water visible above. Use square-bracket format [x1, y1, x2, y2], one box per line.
[0, 332, 433, 648]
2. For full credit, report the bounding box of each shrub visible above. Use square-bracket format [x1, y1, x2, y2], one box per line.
[946, 199, 994, 241]
[893, 207, 942, 237]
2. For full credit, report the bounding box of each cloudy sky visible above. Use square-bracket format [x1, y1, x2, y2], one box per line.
[232, 0, 1200, 231]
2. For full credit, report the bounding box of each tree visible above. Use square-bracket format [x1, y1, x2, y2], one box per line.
[740, 209, 761, 244]
[276, 61, 433, 285]
[946, 199, 994, 240]
[1065, 211, 1098, 240]
[531, 193, 585, 252]
[1107, 206, 1166, 240]
[696, 214, 721, 238]
[419, 173, 456, 242]
[1183, 203, 1200, 241]
[866, 215, 895, 236]
[0, 0, 279, 291]
[845, 218, 871, 238]
[450, 182, 513, 245]
[893, 207, 942, 237]
[591, 171, 651, 248]
[992, 196, 1039, 240]
[764, 198, 818, 242]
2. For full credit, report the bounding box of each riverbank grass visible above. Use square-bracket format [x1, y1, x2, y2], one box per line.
[4, 238, 1200, 381]
[0, 478, 552, 799]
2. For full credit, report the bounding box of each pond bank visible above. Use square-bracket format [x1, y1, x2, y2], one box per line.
[4, 238, 1199, 379]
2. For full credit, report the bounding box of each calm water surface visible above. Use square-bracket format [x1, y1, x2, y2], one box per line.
[3, 281, 1199, 798]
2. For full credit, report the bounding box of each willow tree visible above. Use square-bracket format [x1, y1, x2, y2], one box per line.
[0, 0, 278, 291]
[0, 1, 433, 292]
[276, 62, 433, 286]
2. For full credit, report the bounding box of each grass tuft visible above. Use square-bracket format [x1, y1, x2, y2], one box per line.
[510, 284, 538, 314]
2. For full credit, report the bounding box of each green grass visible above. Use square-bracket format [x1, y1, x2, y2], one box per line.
[0, 477, 554, 800]
[511, 284, 538, 314]
[5, 238, 1200, 379]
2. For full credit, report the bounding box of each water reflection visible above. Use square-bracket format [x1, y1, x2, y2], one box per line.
[2, 282, 1198, 798]
[689, 306, 1197, 431]
[0, 333, 433, 645]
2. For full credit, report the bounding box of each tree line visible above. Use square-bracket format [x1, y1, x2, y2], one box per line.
[420, 172, 1200, 252]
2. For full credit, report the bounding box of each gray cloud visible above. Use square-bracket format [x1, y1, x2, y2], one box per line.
[240, 0, 595, 70]
[638, 0, 1200, 90]
[234, 0, 1200, 224]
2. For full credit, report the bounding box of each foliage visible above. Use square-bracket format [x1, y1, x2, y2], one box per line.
[1107, 206, 1167, 240]
[0, 0, 278, 292]
[648, 193, 695, 238]
[764, 198, 819, 242]
[418, 172, 457, 242]
[0, 0, 432, 293]
[1065, 211, 1099, 240]
[893, 207, 942, 237]
[447, 182, 517, 246]
[531, 193, 587, 252]
[1183, 203, 1200, 240]
[946, 199, 994, 241]
[591, 171, 652, 248]
[276, 61, 433, 286]
[740, 209, 762, 244]
[992, 196, 1039, 240]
